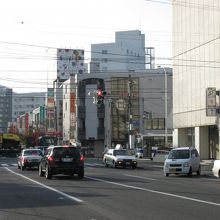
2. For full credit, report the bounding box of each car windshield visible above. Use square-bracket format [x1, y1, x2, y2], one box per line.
[168, 150, 190, 159]
[24, 150, 43, 156]
[113, 150, 131, 156]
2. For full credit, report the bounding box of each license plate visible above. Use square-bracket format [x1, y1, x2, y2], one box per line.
[169, 168, 177, 172]
[62, 158, 73, 162]
[125, 162, 130, 165]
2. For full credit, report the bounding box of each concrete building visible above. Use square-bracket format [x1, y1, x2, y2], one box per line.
[62, 68, 172, 157]
[55, 48, 88, 136]
[12, 92, 46, 123]
[172, 0, 220, 159]
[0, 85, 12, 133]
[90, 30, 149, 73]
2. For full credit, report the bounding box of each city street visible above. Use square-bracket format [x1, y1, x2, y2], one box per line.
[0, 157, 220, 220]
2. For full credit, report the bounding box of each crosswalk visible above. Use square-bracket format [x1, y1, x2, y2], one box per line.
[0, 163, 17, 167]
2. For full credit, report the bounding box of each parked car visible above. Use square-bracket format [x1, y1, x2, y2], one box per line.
[38, 145, 84, 179]
[17, 149, 43, 170]
[212, 160, 220, 178]
[135, 148, 144, 159]
[164, 147, 201, 177]
[152, 149, 170, 162]
[103, 149, 137, 169]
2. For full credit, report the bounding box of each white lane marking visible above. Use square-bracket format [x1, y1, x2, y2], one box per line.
[124, 174, 157, 181]
[1, 164, 9, 167]
[12, 163, 17, 166]
[86, 176, 220, 207]
[5, 167, 83, 203]
[85, 163, 103, 167]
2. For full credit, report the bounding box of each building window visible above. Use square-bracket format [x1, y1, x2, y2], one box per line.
[102, 50, 107, 54]
[102, 58, 108, 62]
[102, 67, 108, 72]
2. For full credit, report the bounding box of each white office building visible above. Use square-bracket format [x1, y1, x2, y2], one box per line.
[172, 0, 220, 159]
[90, 30, 148, 73]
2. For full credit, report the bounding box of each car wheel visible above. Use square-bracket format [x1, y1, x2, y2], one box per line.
[132, 165, 137, 169]
[197, 165, 201, 176]
[113, 161, 117, 168]
[104, 159, 109, 167]
[165, 173, 169, 177]
[188, 167, 192, 177]
[45, 165, 52, 179]
[78, 168, 84, 179]
[39, 164, 44, 177]
[218, 169, 220, 178]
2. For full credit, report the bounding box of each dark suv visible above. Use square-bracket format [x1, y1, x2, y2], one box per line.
[39, 145, 84, 179]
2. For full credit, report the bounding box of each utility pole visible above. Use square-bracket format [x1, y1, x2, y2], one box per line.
[128, 75, 133, 149]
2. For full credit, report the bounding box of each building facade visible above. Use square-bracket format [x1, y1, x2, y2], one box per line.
[172, 0, 220, 159]
[0, 85, 12, 133]
[12, 92, 46, 123]
[63, 69, 172, 157]
[90, 30, 147, 73]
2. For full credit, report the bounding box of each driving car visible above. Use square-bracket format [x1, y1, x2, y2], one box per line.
[34, 146, 49, 155]
[103, 148, 137, 169]
[212, 160, 220, 178]
[38, 145, 84, 179]
[164, 147, 201, 177]
[17, 148, 43, 171]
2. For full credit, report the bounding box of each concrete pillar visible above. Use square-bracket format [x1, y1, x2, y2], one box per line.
[172, 129, 178, 148]
[172, 128, 188, 147]
[195, 126, 209, 159]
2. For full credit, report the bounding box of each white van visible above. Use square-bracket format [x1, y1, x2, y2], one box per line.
[164, 147, 201, 177]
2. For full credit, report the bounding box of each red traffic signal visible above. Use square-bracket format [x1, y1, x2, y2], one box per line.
[97, 89, 103, 97]
[97, 89, 106, 97]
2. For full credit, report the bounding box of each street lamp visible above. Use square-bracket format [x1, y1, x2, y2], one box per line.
[158, 66, 168, 148]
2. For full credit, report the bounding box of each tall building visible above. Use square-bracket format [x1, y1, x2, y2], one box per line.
[13, 92, 46, 122]
[90, 30, 147, 73]
[0, 85, 12, 133]
[172, 0, 220, 159]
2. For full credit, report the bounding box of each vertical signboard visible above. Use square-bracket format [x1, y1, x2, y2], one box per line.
[25, 113, 29, 136]
[70, 92, 76, 127]
[206, 87, 216, 116]
[47, 88, 55, 132]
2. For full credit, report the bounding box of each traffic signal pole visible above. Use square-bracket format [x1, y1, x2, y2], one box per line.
[128, 75, 133, 149]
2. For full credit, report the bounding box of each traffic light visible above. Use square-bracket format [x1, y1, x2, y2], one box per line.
[96, 89, 106, 105]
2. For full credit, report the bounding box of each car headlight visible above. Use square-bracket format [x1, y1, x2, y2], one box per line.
[183, 162, 190, 167]
[164, 163, 169, 167]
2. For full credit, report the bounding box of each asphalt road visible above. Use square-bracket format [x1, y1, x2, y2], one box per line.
[0, 157, 220, 220]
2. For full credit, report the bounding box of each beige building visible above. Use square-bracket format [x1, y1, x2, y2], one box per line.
[172, 0, 220, 159]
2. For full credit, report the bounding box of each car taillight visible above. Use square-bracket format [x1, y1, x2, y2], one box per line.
[22, 157, 28, 163]
[48, 156, 54, 162]
[80, 155, 84, 161]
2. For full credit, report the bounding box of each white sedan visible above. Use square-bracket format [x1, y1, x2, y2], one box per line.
[18, 149, 43, 170]
[103, 149, 137, 169]
[212, 160, 220, 178]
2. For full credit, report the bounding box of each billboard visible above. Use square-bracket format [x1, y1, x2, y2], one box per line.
[57, 49, 85, 80]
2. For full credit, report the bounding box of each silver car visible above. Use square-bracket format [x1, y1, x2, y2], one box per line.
[164, 147, 201, 177]
[18, 149, 43, 171]
[103, 149, 137, 169]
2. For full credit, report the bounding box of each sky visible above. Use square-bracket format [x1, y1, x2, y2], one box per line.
[0, 0, 172, 93]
